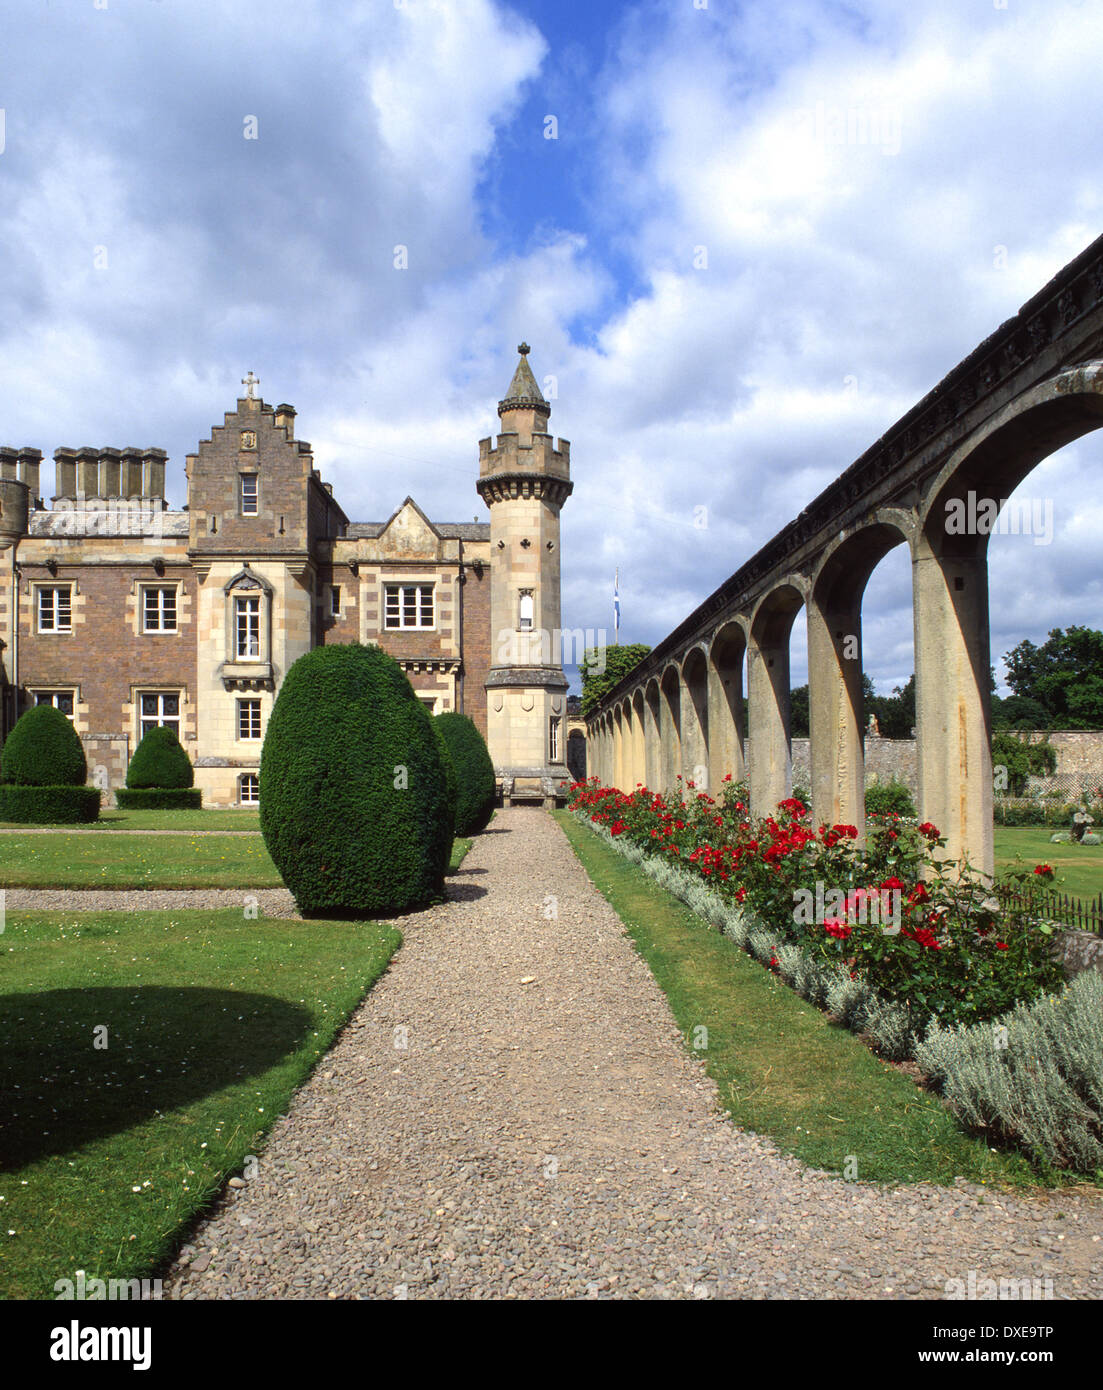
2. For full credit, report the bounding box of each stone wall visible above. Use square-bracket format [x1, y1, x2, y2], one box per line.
[783, 730, 1103, 798]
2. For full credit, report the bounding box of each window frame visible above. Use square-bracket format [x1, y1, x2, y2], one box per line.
[234, 594, 262, 659]
[383, 582, 435, 631]
[141, 584, 179, 634]
[237, 698, 263, 741]
[238, 773, 260, 805]
[34, 689, 76, 720]
[240, 473, 259, 516]
[36, 584, 73, 634]
[137, 689, 182, 741]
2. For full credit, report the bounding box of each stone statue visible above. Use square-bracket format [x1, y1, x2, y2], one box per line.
[867, 712, 880, 738]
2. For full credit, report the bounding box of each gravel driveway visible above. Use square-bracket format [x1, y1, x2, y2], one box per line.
[162, 807, 1103, 1300]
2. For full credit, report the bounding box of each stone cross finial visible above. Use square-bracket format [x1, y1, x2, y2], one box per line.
[518, 343, 530, 356]
[242, 370, 260, 399]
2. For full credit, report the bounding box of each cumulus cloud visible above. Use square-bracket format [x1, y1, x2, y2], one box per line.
[2, 0, 1102, 697]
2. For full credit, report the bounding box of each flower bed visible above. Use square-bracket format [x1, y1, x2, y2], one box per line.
[567, 783, 1103, 1172]
[570, 777, 1063, 1031]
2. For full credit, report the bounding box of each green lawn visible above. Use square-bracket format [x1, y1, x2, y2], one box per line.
[0, 908, 401, 1300]
[0, 808, 261, 832]
[0, 834, 282, 889]
[0, 832, 474, 890]
[556, 811, 1038, 1188]
[994, 826, 1103, 903]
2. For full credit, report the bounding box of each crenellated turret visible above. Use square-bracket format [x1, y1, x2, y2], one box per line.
[477, 345, 573, 805]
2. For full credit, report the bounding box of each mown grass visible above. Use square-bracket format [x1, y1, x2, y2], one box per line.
[994, 826, 1103, 903]
[0, 834, 283, 889]
[0, 808, 261, 832]
[0, 908, 401, 1300]
[555, 811, 1038, 1188]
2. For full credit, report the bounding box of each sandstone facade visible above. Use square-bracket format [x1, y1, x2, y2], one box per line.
[0, 354, 571, 806]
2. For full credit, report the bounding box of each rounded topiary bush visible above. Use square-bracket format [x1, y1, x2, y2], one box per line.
[433, 713, 496, 835]
[259, 643, 453, 917]
[1, 704, 87, 787]
[0, 704, 97, 823]
[125, 726, 195, 789]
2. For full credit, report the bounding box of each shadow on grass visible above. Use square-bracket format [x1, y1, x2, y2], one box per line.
[0, 987, 311, 1170]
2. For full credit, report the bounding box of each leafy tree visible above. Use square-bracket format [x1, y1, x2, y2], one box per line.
[1003, 626, 1103, 729]
[579, 643, 651, 717]
[790, 684, 810, 738]
[789, 673, 915, 739]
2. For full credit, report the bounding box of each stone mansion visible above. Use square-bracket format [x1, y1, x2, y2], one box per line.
[0, 350, 574, 806]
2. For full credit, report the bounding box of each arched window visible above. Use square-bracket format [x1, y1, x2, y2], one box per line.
[519, 591, 534, 630]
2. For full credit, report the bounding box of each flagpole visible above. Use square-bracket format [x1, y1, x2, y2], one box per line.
[614, 568, 620, 646]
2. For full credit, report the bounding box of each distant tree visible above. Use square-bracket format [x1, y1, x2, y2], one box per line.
[790, 684, 810, 738]
[579, 643, 651, 717]
[1003, 627, 1103, 729]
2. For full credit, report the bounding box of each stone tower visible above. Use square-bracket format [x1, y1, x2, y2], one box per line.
[477, 345, 573, 804]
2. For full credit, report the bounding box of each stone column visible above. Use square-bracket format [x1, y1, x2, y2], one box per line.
[630, 696, 646, 790]
[612, 706, 626, 791]
[708, 645, 745, 788]
[808, 590, 865, 832]
[659, 673, 682, 794]
[679, 667, 708, 788]
[913, 539, 994, 878]
[644, 686, 662, 791]
[747, 631, 791, 818]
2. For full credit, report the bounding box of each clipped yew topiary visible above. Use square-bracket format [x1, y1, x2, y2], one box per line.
[0, 704, 100, 823]
[115, 725, 201, 809]
[125, 726, 195, 789]
[259, 643, 453, 917]
[1, 704, 87, 786]
[433, 712, 496, 835]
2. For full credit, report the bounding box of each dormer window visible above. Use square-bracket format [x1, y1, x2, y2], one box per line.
[240, 474, 258, 515]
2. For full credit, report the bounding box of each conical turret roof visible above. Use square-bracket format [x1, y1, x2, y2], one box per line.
[498, 343, 550, 417]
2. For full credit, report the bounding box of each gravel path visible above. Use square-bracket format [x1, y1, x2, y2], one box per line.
[3, 887, 297, 914]
[162, 807, 1103, 1301]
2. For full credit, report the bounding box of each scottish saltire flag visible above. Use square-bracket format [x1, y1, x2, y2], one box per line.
[613, 569, 621, 640]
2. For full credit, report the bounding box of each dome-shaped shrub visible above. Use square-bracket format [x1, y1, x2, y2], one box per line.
[125, 726, 195, 789]
[433, 721, 458, 844]
[1, 704, 87, 786]
[433, 712, 496, 835]
[259, 644, 453, 916]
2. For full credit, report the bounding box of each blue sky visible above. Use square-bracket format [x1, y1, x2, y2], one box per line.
[2, 0, 1103, 697]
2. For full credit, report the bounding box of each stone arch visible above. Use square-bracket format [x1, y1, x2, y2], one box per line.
[707, 618, 748, 789]
[643, 677, 663, 791]
[680, 644, 710, 789]
[748, 578, 806, 817]
[630, 687, 647, 790]
[659, 663, 682, 793]
[612, 701, 628, 791]
[807, 513, 913, 830]
[912, 362, 1103, 874]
